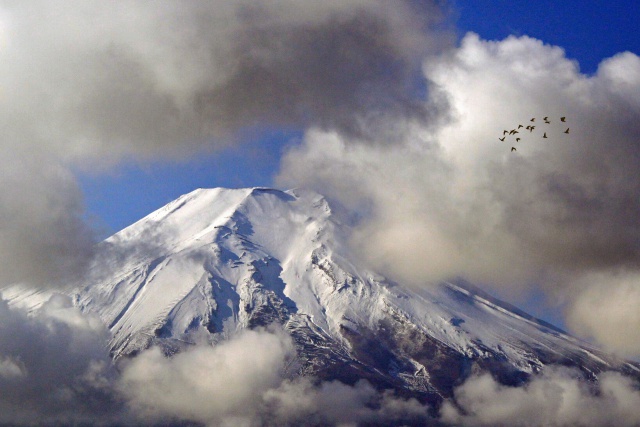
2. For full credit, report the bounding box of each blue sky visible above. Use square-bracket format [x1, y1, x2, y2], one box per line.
[80, 127, 300, 235]
[453, 0, 639, 75]
[79, 1, 640, 235]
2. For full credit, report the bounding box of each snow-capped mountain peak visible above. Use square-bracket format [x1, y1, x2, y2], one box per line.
[71, 187, 640, 402]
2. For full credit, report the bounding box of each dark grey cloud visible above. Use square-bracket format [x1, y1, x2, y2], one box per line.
[196, 2, 451, 140]
[0, 295, 123, 425]
[1, 0, 450, 162]
[0, 154, 95, 287]
[0, 0, 451, 288]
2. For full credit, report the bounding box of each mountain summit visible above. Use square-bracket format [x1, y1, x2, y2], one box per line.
[74, 187, 639, 405]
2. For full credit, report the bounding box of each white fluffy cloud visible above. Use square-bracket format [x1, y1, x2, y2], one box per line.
[119, 328, 294, 425]
[278, 33, 640, 354]
[441, 368, 640, 427]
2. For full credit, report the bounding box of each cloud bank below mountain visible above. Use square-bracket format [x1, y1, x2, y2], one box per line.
[3, 297, 640, 426]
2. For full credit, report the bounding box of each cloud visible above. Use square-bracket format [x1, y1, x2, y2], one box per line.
[0, 295, 122, 425]
[119, 327, 435, 426]
[0, 0, 450, 288]
[3, 299, 638, 427]
[0, 154, 95, 287]
[0, 309, 432, 426]
[1, 0, 450, 164]
[119, 328, 294, 425]
[566, 271, 640, 357]
[441, 367, 640, 427]
[262, 377, 432, 426]
[277, 33, 640, 353]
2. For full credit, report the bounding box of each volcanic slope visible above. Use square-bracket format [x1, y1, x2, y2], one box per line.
[74, 187, 639, 403]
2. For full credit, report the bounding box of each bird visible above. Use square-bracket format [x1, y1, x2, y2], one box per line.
[544, 118, 550, 124]
[564, 128, 570, 134]
[503, 130, 509, 135]
[518, 124, 523, 129]
[543, 132, 547, 138]
[530, 118, 535, 122]
[499, 137, 505, 141]
[516, 137, 521, 142]
[560, 117, 566, 122]
[525, 126, 531, 130]
[511, 147, 517, 151]
[529, 126, 535, 132]
[509, 130, 516, 135]
[543, 116, 548, 121]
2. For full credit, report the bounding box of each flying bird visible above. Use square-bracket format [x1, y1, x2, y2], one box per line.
[529, 126, 535, 132]
[530, 118, 535, 122]
[543, 132, 547, 138]
[561, 117, 566, 122]
[516, 138, 521, 142]
[503, 130, 509, 135]
[499, 137, 505, 141]
[518, 124, 523, 129]
[564, 128, 570, 134]
[511, 147, 517, 151]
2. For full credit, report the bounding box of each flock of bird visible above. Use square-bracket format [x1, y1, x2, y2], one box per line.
[499, 116, 569, 152]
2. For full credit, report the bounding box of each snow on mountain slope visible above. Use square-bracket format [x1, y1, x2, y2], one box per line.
[67, 187, 640, 401]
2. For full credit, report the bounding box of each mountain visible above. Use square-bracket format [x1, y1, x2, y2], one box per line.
[56, 188, 640, 405]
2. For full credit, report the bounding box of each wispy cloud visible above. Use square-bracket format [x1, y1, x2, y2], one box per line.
[119, 327, 293, 425]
